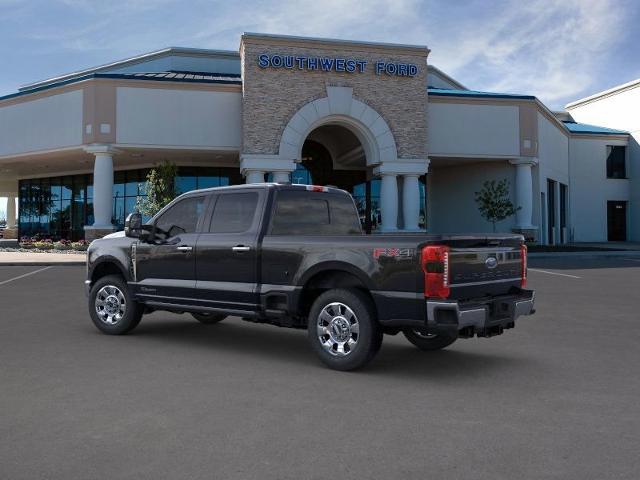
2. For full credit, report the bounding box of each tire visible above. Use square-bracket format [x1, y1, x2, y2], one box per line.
[191, 312, 227, 324]
[308, 289, 383, 371]
[402, 329, 457, 351]
[89, 274, 143, 335]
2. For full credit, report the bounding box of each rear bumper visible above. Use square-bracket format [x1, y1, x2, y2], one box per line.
[426, 289, 535, 338]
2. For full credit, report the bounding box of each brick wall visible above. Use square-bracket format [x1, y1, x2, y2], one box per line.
[240, 36, 429, 160]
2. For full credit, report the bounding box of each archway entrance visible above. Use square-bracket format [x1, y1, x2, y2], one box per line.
[296, 124, 382, 233]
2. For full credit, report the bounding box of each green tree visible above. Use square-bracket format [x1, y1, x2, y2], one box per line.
[136, 160, 178, 217]
[474, 179, 520, 232]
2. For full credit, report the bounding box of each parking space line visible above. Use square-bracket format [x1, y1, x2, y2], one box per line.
[0, 266, 52, 286]
[528, 268, 581, 279]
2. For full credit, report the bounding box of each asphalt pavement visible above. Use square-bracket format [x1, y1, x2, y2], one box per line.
[1, 258, 639, 479]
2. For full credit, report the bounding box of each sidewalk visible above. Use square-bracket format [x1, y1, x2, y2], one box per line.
[0, 251, 86, 266]
[529, 250, 640, 258]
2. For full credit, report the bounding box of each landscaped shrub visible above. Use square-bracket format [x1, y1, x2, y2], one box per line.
[53, 240, 72, 250]
[70, 240, 89, 251]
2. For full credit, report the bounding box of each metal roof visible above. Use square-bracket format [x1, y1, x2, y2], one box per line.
[0, 71, 242, 103]
[19, 47, 240, 92]
[562, 121, 628, 135]
[428, 87, 536, 100]
[112, 71, 241, 82]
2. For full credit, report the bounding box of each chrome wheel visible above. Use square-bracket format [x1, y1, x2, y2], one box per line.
[95, 285, 126, 325]
[317, 302, 359, 357]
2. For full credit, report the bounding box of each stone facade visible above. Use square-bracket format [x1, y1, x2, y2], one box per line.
[240, 34, 429, 161]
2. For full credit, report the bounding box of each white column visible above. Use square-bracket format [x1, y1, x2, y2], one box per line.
[379, 173, 398, 232]
[272, 171, 290, 183]
[245, 170, 265, 184]
[6, 195, 16, 229]
[402, 174, 421, 231]
[84, 145, 117, 230]
[509, 158, 537, 229]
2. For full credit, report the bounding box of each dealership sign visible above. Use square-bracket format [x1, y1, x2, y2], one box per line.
[257, 53, 418, 77]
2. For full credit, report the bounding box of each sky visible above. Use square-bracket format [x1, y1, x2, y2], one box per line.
[1, 0, 639, 216]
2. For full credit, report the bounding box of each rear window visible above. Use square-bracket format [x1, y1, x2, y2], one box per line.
[270, 190, 361, 235]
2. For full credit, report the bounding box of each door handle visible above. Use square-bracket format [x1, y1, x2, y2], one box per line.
[232, 245, 251, 252]
[176, 246, 193, 252]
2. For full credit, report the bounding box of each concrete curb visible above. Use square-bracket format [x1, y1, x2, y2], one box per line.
[529, 251, 640, 258]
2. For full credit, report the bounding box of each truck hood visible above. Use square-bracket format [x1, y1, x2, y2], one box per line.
[102, 230, 126, 239]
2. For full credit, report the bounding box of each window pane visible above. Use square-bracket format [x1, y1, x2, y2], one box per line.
[125, 197, 137, 218]
[73, 176, 86, 201]
[210, 193, 258, 233]
[198, 176, 219, 189]
[155, 196, 206, 236]
[125, 171, 139, 197]
[292, 164, 312, 184]
[606, 146, 626, 179]
[175, 169, 198, 195]
[113, 171, 125, 198]
[87, 175, 94, 199]
[61, 199, 72, 233]
[49, 198, 61, 237]
[113, 197, 125, 230]
[61, 176, 73, 200]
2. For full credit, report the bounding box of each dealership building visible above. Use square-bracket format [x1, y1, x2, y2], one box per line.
[0, 33, 636, 242]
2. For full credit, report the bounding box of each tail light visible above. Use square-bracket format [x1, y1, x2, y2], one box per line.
[520, 244, 527, 288]
[306, 185, 328, 192]
[421, 245, 450, 298]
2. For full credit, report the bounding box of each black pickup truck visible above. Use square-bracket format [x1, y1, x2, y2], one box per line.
[85, 183, 534, 370]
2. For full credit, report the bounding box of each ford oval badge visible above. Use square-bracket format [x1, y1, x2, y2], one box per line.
[485, 257, 498, 269]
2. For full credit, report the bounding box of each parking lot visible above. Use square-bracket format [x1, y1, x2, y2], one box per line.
[1, 257, 639, 479]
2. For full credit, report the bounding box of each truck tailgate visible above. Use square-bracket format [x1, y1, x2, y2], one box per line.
[428, 236, 524, 300]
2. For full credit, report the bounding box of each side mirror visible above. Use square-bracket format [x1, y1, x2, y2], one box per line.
[124, 212, 143, 238]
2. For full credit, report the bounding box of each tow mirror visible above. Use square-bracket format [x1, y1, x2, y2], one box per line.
[124, 212, 143, 238]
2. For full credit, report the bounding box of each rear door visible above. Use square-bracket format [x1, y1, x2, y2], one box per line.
[194, 189, 265, 313]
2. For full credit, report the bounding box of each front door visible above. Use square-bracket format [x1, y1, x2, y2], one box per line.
[607, 201, 627, 241]
[195, 190, 264, 313]
[134, 194, 209, 303]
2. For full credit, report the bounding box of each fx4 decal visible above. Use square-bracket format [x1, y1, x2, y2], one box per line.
[373, 247, 414, 259]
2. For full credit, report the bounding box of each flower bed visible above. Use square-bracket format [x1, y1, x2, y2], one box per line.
[2, 237, 90, 254]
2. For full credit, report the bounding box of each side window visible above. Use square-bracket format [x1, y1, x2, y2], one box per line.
[270, 191, 361, 235]
[271, 191, 330, 235]
[210, 192, 259, 233]
[155, 196, 205, 237]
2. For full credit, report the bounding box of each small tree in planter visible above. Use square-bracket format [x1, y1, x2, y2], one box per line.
[136, 161, 178, 217]
[474, 179, 520, 233]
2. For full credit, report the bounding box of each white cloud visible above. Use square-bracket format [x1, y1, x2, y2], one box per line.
[186, 0, 633, 107]
[5, 0, 635, 109]
[424, 0, 631, 107]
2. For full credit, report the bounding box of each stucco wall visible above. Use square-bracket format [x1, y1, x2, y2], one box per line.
[427, 102, 520, 157]
[568, 136, 630, 242]
[567, 86, 639, 241]
[241, 37, 428, 159]
[116, 87, 242, 148]
[429, 161, 517, 234]
[0, 90, 83, 156]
